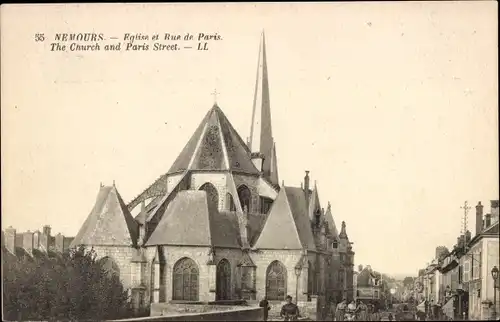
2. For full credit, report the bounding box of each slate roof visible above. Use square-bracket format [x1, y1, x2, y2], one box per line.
[145, 190, 241, 248]
[324, 202, 339, 239]
[167, 105, 260, 175]
[253, 186, 316, 250]
[71, 185, 139, 247]
[308, 184, 321, 219]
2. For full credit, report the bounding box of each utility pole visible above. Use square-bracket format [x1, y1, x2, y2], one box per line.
[460, 201, 471, 250]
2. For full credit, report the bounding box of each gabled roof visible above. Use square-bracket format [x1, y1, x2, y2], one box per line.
[71, 185, 139, 247]
[253, 186, 316, 250]
[238, 252, 256, 267]
[324, 202, 339, 239]
[357, 267, 374, 287]
[145, 190, 241, 248]
[167, 105, 260, 175]
[308, 183, 321, 219]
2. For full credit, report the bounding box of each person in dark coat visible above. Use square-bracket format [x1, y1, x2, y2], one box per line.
[280, 295, 300, 321]
[259, 296, 271, 321]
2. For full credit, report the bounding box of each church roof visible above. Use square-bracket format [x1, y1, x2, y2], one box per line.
[167, 105, 260, 176]
[253, 186, 316, 251]
[308, 183, 321, 219]
[145, 190, 241, 248]
[71, 185, 139, 248]
[324, 202, 339, 239]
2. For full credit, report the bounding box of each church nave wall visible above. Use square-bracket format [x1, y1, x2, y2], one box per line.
[251, 249, 303, 301]
[190, 173, 228, 212]
[232, 174, 260, 213]
[91, 245, 137, 290]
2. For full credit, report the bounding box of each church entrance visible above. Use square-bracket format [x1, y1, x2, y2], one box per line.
[216, 259, 231, 300]
[172, 257, 199, 301]
[266, 260, 287, 301]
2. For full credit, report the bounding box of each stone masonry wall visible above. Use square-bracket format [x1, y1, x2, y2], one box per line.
[233, 174, 260, 213]
[212, 248, 245, 299]
[161, 245, 214, 302]
[251, 249, 303, 301]
[190, 173, 228, 212]
[92, 245, 138, 289]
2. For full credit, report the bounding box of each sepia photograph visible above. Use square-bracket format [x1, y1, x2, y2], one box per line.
[1, 2, 498, 321]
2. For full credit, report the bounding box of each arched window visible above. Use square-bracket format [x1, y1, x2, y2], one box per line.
[226, 193, 236, 212]
[100, 257, 120, 279]
[237, 185, 251, 213]
[266, 260, 287, 301]
[216, 259, 231, 300]
[199, 183, 219, 211]
[172, 257, 199, 301]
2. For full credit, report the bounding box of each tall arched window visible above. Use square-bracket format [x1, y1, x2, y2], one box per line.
[266, 260, 287, 301]
[216, 258, 231, 300]
[199, 183, 219, 211]
[172, 257, 199, 301]
[237, 185, 251, 213]
[100, 257, 120, 279]
[226, 193, 236, 212]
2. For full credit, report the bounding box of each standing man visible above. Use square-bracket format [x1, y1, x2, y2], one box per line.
[329, 299, 337, 321]
[280, 295, 300, 321]
[335, 298, 347, 321]
[259, 296, 271, 321]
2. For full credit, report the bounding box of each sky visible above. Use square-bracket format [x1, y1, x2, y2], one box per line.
[1, 2, 498, 278]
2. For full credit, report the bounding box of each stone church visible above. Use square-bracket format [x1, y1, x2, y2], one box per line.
[71, 32, 355, 310]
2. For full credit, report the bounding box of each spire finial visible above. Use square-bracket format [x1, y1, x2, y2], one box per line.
[211, 88, 220, 105]
[113, 180, 116, 187]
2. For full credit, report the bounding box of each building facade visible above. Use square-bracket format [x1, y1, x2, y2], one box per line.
[463, 200, 499, 320]
[68, 32, 355, 311]
[3, 225, 74, 257]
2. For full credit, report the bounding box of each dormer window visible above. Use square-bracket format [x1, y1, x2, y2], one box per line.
[332, 240, 338, 249]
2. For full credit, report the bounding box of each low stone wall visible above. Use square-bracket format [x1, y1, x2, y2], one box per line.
[248, 297, 318, 320]
[110, 306, 263, 321]
[151, 302, 237, 316]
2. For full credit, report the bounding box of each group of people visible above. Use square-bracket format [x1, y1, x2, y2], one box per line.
[258, 295, 383, 321]
[329, 299, 382, 321]
[259, 295, 301, 321]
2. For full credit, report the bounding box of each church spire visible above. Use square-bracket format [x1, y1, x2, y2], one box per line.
[249, 30, 278, 185]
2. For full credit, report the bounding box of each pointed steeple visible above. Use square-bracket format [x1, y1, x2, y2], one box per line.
[339, 221, 348, 239]
[249, 31, 277, 184]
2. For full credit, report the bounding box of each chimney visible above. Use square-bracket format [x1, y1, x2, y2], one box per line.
[55, 233, 64, 253]
[23, 231, 34, 253]
[33, 231, 40, 250]
[485, 214, 491, 228]
[5, 226, 16, 254]
[43, 225, 51, 237]
[491, 200, 499, 223]
[465, 230, 471, 243]
[475, 202, 484, 235]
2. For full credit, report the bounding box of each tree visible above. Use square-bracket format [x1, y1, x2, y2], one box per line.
[2, 246, 130, 321]
[403, 276, 415, 288]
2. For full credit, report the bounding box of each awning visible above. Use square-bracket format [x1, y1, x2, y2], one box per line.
[439, 258, 459, 274]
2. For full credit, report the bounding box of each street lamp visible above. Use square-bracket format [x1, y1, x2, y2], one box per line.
[492, 266, 499, 320]
[295, 266, 302, 304]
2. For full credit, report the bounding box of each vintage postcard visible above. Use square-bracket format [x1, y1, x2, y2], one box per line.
[1, 2, 498, 321]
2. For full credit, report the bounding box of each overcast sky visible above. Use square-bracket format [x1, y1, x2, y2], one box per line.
[1, 2, 498, 277]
